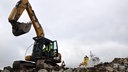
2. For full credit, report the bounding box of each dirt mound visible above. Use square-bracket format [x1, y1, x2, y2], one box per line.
[1, 58, 128, 72]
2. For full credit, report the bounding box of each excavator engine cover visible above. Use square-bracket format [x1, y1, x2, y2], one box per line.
[11, 22, 32, 36]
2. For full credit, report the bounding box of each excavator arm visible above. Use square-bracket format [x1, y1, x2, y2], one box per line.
[8, 0, 44, 37]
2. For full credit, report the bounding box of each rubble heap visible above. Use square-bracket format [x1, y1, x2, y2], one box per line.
[86, 58, 128, 72]
[1, 58, 128, 72]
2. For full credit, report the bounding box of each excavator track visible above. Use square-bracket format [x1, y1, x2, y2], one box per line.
[12, 60, 62, 72]
[13, 60, 36, 69]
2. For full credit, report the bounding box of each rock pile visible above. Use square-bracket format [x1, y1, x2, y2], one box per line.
[86, 58, 128, 72]
[1, 58, 128, 72]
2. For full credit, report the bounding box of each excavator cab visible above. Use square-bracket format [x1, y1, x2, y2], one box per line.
[25, 37, 61, 64]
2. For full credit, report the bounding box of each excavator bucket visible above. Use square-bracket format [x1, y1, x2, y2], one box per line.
[11, 22, 32, 36]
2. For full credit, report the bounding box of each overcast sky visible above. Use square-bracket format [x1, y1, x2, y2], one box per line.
[0, 0, 128, 68]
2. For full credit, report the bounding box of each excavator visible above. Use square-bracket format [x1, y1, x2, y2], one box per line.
[8, 0, 62, 69]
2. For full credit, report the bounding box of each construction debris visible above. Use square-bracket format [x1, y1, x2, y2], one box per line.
[1, 57, 128, 72]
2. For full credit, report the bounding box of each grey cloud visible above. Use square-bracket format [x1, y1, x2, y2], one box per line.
[0, 0, 128, 68]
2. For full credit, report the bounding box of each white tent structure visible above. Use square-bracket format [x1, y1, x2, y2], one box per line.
[87, 51, 100, 67]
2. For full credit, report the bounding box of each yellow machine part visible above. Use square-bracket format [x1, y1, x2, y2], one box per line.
[25, 55, 32, 61]
[83, 57, 89, 65]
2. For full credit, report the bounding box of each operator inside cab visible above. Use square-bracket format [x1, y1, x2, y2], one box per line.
[43, 43, 53, 58]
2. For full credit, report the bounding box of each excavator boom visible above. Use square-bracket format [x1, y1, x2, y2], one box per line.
[8, 0, 44, 37]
